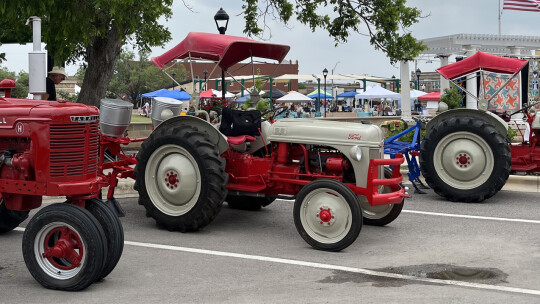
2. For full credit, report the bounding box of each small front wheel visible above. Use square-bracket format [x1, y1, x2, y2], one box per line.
[294, 179, 362, 251]
[22, 203, 107, 291]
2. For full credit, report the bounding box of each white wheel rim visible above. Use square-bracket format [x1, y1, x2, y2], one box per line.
[433, 131, 494, 190]
[299, 188, 352, 244]
[34, 222, 86, 280]
[145, 144, 201, 216]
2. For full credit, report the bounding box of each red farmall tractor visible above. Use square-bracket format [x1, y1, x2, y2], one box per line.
[420, 51, 540, 202]
[0, 17, 123, 291]
[124, 32, 409, 251]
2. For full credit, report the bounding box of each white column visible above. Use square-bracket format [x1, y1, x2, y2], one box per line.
[508, 46, 523, 56]
[438, 55, 450, 93]
[400, 60, 411, 119]
[464, 45, 479, 109]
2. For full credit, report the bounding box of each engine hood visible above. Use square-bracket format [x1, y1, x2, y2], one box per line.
[267, 118, 383, 147]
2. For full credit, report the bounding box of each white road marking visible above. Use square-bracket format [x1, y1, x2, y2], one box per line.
[123, 240, 540, 296]
[16, 205, 540, 296]
[13, 226, 540, 296]
[403, 210, 540, 224]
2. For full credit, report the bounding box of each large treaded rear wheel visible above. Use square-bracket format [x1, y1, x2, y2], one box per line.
[135, 124, 227, 231]
[420, 116, 510, 202]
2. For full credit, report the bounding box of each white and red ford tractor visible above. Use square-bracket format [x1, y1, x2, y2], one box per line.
[420, 51, 540, 202]
[129, 32, 409, 251]
[0, 17, 123, 291]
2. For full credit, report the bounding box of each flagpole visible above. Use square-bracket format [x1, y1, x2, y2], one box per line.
[499, 0, 502, 36]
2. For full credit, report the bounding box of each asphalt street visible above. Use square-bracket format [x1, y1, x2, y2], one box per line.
[1, 186, 540, 303]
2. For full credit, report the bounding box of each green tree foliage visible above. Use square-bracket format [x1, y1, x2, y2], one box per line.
[242, 0, 425, 64]
[2, 0, 423, 107]
[1, 0, 173, 107]
[440, 84, 463, 109]
[106, 50, 186, 105]
[0, 67, 29, 98]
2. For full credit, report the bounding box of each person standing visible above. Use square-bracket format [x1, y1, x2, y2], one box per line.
[43, 66, 67, 101]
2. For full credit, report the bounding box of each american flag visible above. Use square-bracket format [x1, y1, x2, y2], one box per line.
[503, 0, 540, 11]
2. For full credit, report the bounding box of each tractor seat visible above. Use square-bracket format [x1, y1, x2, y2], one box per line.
[227, 135, 256, 145]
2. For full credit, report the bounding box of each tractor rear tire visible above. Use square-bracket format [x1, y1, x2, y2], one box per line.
[226, 195, 275, 211]
[135, 124, 227, 232]
[360, 168, 404, 226]
[420, 116, 511, 202]
[0, 199, 29, 233]
[85, 198, 124, 281]
[22, 203, 107, 291]
[294, 179, 362, 252]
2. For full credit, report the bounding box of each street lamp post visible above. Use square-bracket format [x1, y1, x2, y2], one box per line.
[171, 71, 177, 89]
[323, 68, 328, 118]
[203, 70, 208, 91]
[214, 8, 229, 100]
[415, 68, 421, 90]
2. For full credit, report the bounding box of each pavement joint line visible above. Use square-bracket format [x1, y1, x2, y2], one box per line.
[13, 226, 538, 297]
[402, 210, 540, 224]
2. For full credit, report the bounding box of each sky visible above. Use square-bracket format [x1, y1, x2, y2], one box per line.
[1, 0, 539, 80]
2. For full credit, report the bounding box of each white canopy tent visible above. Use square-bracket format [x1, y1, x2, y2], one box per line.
[355, 85, 401, 100]
[276, 91, 312, 103]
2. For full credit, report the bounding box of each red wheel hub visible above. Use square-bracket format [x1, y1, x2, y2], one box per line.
[316, 207, 335, 226]
[164, 170, 179, 189]
[455, 153, 471, 168]
[42, 226, 83, 269]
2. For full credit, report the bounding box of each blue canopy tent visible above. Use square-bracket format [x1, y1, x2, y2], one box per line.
[336, 91, 357, 98]
[160, 90, 191, 100]
[235, 94, 250, 103]
[142, 89, 190, 100]
[141, 88, 169, 98]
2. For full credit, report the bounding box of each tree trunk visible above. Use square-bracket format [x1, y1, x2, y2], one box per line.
[77, 28, 122, 107]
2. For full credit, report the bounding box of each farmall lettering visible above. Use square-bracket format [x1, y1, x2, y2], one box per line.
[0, 117, 6, 124]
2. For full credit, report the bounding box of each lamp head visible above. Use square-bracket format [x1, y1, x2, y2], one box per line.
[214, 8, 229, 34]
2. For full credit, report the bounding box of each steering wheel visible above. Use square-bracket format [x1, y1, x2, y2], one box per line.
[509, 101, 540, 117]
[261, 105, 288, 121]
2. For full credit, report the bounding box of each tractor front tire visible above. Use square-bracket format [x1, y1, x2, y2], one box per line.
[360, 168, 404, 226]
[294, 179, 362, 252]
[0, 199, 29, 233]
[420, 116, 511, 202]
[85, 198, 124, 281]
[22, 203, 107, 291]
[135, 125, 227, 232]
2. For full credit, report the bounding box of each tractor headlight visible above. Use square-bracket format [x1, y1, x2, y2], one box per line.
[349, 145, 362, 161]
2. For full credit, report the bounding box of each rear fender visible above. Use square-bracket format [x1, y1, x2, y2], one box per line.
[152, 115, 228, 154]
[427, 108, 508, 137]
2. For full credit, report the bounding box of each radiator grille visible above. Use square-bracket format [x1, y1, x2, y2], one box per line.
[49, 123, 99, 177]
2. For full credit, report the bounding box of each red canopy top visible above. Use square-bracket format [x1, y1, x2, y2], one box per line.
[152, 32, 290, 71]
[418, 91, 440, 101]
[436, 51, 528, 80]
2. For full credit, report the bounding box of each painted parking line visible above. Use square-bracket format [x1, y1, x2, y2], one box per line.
[126, 240, 539, 296]
[13, 227, 540, 296]
[403, 210, 540, 224]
